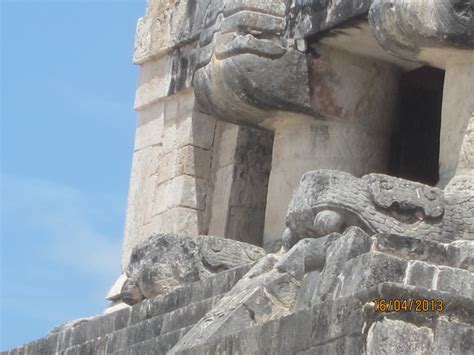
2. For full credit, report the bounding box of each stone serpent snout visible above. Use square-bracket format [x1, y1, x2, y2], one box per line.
[284, 170, 474, 248]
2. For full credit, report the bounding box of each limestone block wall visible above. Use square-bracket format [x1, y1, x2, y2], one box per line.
[122, 0, 213, 268]
[122, 0, 274, 268]
[123, 90, 215, 268]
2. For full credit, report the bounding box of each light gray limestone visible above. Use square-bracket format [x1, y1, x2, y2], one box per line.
[367, 319, 434, 355]
[286, 170, 474, 246]
[120, 233, 265, 305]
[7, 0, 474, 354]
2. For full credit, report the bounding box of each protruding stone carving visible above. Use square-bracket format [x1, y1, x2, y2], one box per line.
[193, 0, 312, 125]
[369, 0, 474, 64]
[285, 170, 474, 247]
[120, 233, 266, 305]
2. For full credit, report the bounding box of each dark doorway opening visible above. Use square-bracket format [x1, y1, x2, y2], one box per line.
[389, 66, 445, 186]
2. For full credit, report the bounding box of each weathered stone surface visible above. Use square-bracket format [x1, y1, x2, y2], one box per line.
[190, 0, 417, 125]
[191, 0, 313, 124]
[9, 0, 474, 353]
[122, 91, 221, 269]
[7, 229, 474, 354]
[18, 202, 473, 355]
[171, 283, 474, 355]
[194, 48, 312, 125]
[287, 228, 474, 306]
[456, 116, 474, 177]
[49, 317, 95, 335]
[134, 56, 174, 110]
[301, 228, 401, 304]
[432, 318, 474, 354]
[438, 62, 474, 187]
[5, 265, 253, 354]
[133, 1, 197, 64]
[263, 72, 399, 243]
[129, 0, 451, 124]
[166, 227, 472, 353]
[451, 239, 474, 272]
[372, 233, 466, 268]
[286, 170, 474, 246]
[367, 319, 434, 355]
[104, 300, 130, 315]
[106, 274, 128, 302]
[369, 0, 474, 65]
[173, 225, 471, 352]
[275, 238, 312, 279]
[171, 252, 300, 352]
[132, 0, 459, 126]
[436, 265, 474, 299]
[121, 233, 265, 305]
[205, 122, 273, 246]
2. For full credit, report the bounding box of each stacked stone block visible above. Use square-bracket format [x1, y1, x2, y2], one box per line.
[3, 266, 253, 355]
[9, 228, 471, 354]
[123, 0, 274, 267]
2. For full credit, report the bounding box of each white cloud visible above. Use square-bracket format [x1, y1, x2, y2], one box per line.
[1, 174, 122, 278]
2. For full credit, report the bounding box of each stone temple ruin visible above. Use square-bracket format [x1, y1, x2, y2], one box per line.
[6, 0, 474, 354]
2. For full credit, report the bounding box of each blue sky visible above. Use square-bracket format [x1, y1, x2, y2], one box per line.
[1, 0, 146, 350]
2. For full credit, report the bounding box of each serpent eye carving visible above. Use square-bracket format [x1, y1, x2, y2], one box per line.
[210, 239, 224, 252]
[366, 174, 445, 221]
[313, 210, 344, 237]
[379, 180, 393, 190]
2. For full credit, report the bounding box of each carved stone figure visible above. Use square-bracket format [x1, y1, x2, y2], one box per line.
[285, 170, 474, 248]
[120, 233, 266, 305]
[193, 0, 312, 125]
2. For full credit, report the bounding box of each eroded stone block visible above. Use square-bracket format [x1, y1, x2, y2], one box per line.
[134, 100, 165, 151]
[433, 319, 473, 354]
[134, 56, 173, 110]
[367, 319, 433, 355]
[121, 233, 265, 305]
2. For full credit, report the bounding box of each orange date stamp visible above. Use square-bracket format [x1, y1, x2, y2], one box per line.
[373, 298, 444, 313]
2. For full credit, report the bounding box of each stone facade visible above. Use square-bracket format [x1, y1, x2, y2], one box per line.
[6, 0, 473, 354]
[122, 0, 474, 261]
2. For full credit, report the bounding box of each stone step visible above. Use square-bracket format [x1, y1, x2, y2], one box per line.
[58, 296, 220, 355]
[287, 230, 474, 310]
[6, 264, 252, 355]
[111, 326, 192, 355]
[170, 282, 474, 355]
[123, 263, 251, 326]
